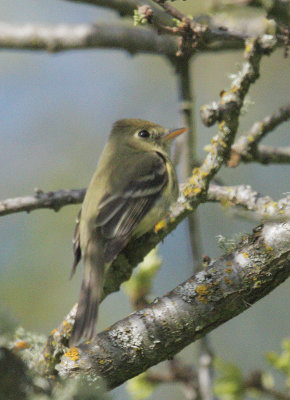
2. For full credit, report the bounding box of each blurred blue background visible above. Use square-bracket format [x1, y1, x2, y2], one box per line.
[0, 1, 289, 399]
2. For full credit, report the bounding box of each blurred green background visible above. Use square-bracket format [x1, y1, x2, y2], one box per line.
[0, 1, 289, 399]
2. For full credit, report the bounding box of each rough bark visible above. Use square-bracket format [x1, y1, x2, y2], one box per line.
[57, 222, 290, 389]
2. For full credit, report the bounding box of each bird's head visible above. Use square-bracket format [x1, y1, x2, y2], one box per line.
[110, 119, 186, 154]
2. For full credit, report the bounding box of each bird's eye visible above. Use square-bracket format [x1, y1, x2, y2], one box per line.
[138, 130, 150, 138]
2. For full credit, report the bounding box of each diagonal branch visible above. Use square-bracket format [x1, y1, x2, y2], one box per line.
[251, 144, 290, 165]
[229, 104, 290, 166]
[56, 221, 290, 389]
[207, 184, 290, 222]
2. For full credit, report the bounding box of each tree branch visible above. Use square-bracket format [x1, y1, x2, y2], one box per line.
[0, 188, 86, 217]
[2, 183, 288, 223]
[229, 104, 290, 166]
[207, 184, 290, 222]
[0, 21, 249, 55]
[0, 22, 178, 55]
[200, 35, 277, 127]
[56, 222, 290, 389]
[252, 144, 290, 165]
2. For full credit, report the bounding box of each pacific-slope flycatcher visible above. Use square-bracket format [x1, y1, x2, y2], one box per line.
[69, 119, 186, 347]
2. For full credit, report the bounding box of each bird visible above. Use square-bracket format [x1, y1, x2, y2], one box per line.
[69, 119, 186, 347]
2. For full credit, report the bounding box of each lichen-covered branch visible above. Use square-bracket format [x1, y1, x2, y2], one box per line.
[187, 35, 277, 211]
[207, 184, 290, 222]
[229, 104, 290, 166]
[57, 222, 290, 389]
[0, 188, 86, 217]
[200, 35, 277, 128]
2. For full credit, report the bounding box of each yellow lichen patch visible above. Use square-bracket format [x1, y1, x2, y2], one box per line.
[226, 260, 232, 266]
[14, 340, 30, 350]
[265, 245, 274, 256]
[248, 135, 255, 142]
[231, 85, 239, 93]
[242, 252, 249, 258]
[50, 328, 57, 335]
[154, 219, 167, 233]
[198, 295, 208, 304]
[193, 187, 202, 195]
[62, 321, 70, 328]
[99, 359, 104, 365]
[65, 347, 80, 362]
[196, 285, 210, 296]
[279, 209, 285, 214]
[183, 186, 194, 197]
[192, 167, 200, 176]
[86, 340, 91, 345]
[225, 267, 232, 274]
[224, 276, 233, 285]
[219, 121, 226, 130]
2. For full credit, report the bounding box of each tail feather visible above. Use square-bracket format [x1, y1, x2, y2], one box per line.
[69, 246, 104, 347]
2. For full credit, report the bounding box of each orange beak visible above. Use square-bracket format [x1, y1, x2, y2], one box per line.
[162, 127, 187, 141]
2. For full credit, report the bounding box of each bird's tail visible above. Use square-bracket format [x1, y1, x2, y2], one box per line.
[69, 244, 104, 347]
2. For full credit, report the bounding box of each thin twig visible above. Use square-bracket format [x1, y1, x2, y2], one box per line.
[229, 104, 290, 167]
[207, 184, 290, 222]
[200, 35, 277, 128]
[229, 144, 290, 166]
[0, 188, 86, 217]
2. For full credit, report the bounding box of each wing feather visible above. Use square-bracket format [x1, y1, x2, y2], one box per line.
[97, 152, 168, 262]
[70, 208, 82, 279]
